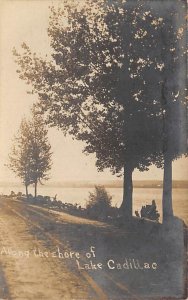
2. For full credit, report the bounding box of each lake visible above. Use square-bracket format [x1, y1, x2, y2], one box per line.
[0, 186, 187, 224]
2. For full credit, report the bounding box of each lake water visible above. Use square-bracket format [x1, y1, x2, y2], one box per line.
[0, 186, 187, 224]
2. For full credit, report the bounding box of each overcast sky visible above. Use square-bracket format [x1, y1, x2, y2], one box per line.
[0, 0, 187, 183]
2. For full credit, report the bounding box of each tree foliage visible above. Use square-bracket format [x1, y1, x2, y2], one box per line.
[8, 119, 33, 196]
[28, 107, 52, 197]
[8, 108, 52, 197]
[13, 0, 187, 216]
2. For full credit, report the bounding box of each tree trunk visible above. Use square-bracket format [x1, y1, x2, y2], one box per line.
[162, 153, 173, 221]
[25, 184, 28, 199]
[120, 163, 133, 217]
[34, 181, 37, 198]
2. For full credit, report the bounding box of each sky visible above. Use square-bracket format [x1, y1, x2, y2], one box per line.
[0, 0, 187, 183]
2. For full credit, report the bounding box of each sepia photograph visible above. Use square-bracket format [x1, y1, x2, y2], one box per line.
[0, 0, 187, 299]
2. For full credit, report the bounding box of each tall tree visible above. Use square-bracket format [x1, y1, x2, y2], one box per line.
[13, 0, 186, 218]
[28, 107, 52, 198]
[8, 119, 33, 197]
[159, 4, 187, 220]
[8, 108, 52, 198]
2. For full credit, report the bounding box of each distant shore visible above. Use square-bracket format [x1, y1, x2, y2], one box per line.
[0, 180, 188, 189]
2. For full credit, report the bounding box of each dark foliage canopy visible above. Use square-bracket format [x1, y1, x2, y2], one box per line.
[13, 0, 187, 176]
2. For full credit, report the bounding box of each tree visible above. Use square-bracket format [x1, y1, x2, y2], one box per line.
[28, 107, 52, 197]
[8, 119, 33, 197]
[13, 0, 187, 218]
[158, 3, 187, 220]
[8, 108, 52, 198]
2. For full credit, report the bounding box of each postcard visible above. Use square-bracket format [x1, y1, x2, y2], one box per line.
[0, 0, 187, 299]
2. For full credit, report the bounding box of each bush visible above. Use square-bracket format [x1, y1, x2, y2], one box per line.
[86, 186, 112, 220]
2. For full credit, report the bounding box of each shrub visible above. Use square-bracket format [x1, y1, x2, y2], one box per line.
[86, 186, 112, 220]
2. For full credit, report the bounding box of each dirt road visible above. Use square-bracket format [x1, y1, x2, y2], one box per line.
[0, 197, 186, 300]
[0, 198, 96, 300]
[0, 197, 136, 300]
